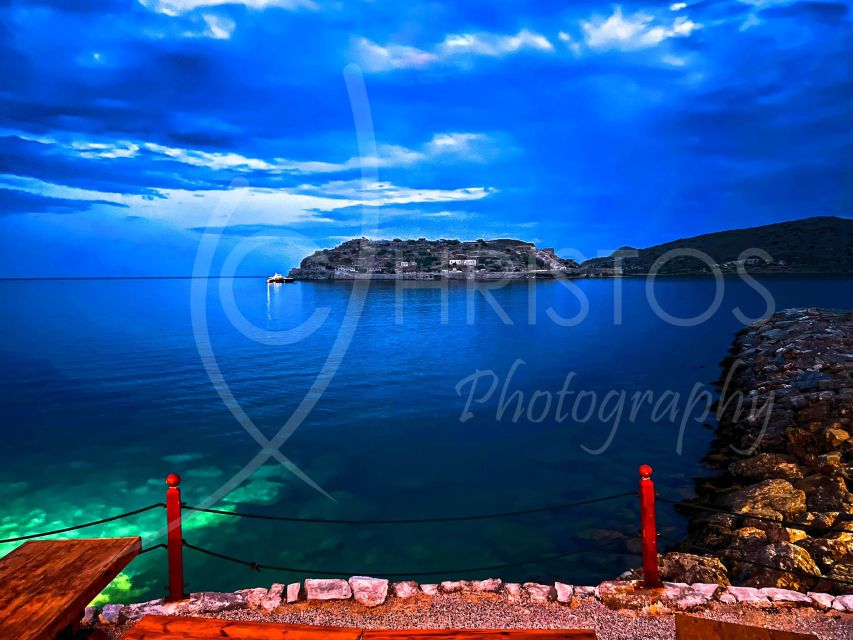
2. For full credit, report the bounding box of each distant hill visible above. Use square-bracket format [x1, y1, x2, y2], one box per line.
[289, 238, 579, 280]
[581, 216, 853, 275]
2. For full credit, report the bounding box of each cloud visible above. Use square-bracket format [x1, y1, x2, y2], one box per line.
[0, 174, 493, 228]
[354, 39, 439, 71]
[139, 0, 316, 17]
[438, 29, 553, 57]
[355, 29, 554, 72]
[101, 133, 494, 174]
[200, 13, 235, 39]
[0, 187, 127, 216]
[581, 7, 700, 51]
[294, 180, 494, 205]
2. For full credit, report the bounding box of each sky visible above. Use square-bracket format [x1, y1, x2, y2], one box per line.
[0, 0, 851, 276]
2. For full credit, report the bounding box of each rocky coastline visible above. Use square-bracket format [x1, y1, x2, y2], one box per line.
[671, 308, 853, 594]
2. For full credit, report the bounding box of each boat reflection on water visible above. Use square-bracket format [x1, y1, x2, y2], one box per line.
[266, 273, 294, 284]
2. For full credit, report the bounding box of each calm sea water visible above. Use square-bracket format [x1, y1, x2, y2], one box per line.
[1, 276, 851, 603]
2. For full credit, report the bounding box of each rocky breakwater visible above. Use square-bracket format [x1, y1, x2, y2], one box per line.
[676, 308, 853, 594]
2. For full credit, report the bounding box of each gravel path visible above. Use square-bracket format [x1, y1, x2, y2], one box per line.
[112, 593, 853, 640]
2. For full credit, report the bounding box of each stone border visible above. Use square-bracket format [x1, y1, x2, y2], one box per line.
[87, 577, 853, 627]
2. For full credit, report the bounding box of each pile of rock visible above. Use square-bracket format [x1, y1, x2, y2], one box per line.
[676, 308, 853, 593]
[85, 576, 853, 628]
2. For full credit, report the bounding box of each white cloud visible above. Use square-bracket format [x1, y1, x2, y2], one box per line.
[298, 180, 494, 205]
[139, 0, 315, 17]
[354, 39, 438, 72]
[558, 31, 572, 42]
[581, 7, 699, 51]
[140, 133, 491, 174]
[438, 29, 553, 57]
[355, 29, 553, 72]
[201, 13, 235, 39]
[662, 54, 686, 66]
[71, 141, 141, 159]
[670, 2, 687, 10]
[0, 174, 493, 229]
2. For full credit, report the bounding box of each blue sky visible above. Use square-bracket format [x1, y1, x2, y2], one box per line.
[0, 0, 850, 276]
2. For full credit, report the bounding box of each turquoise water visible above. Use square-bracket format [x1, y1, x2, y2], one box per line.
[1, 276, 851, 603]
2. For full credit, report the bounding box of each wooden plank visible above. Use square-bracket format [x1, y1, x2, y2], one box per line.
[123, 615, 364, 639]
[362, 632, 595, 639]
[0, 537, 141, 640]
[675, 614, 819, 640]
[123, 617, 596, 640]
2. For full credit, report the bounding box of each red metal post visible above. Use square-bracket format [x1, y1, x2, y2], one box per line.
[165, 473, 186, 602]
[639, 464, 662, 588]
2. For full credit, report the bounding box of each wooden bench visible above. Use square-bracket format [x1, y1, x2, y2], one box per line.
[675, 614, 819, 640]
[0, 537, 141, 640]
[361, 631, 597, 639]
[124, 616, 597, 640]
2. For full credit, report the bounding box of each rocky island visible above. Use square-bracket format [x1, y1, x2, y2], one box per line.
[288, 238, 584, 280]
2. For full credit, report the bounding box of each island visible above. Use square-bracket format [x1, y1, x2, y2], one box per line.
[288, 238, 588, 281]
[287, 216, 853, 281]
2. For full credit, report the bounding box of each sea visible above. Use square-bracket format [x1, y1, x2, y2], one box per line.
[1, 275, 851, 603]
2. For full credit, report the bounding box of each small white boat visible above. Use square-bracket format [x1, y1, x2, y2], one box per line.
[266, 273, 294, 284]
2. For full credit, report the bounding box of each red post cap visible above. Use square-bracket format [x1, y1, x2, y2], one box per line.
[639, 464, 653, 479]
[166, 473, 181, 488]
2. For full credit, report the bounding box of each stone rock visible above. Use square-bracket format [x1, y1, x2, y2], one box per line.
[724, 586, 771, 606]
[236, 587, 267, 610]
[523, 582, 555, 604]
[831, 595, 853, 612]
[121, 599, 169, 622]
[797, 537, 852, 572]
[80, 606, 97, 627]
[807, 592, 835, 610]
[758, 587, 814, 606]
[659, 552, 730, 586]
[729, 453, 804, 481]
[554, 582, 574, 604]
[825, 428, 849, 449]
[662, 584, 712, 611]
[719, 591, 737, 604]
[573, 586, 596, 598]
[467, 578, 503, 593]
[596, 581, 659, 610]
[260, 584, 284, 612]
[439, 580, 463, 593]
[502, 583, 522, 602]
[305, 579, 352, 601]
[99, 604, 125, 625]
[689, 583, 722, 599]
[393, 581, 420, 598]
[349, 576, 388, 607]
[741, 542, 821, 590]
[420, 584, 439, 596]
[729, 479, 807, 521]
[817, 562, 853, 595]
[795, 475, 853, 512]
[286, 582, 303, 604]
[179, 591, 247, 615]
